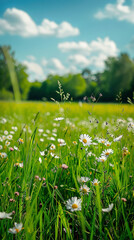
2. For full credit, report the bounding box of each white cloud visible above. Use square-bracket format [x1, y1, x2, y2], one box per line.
[56, 22, 79, 38]
[27, 55, 36, 61]
[23, 60, 45, 82]
[58, 41, 90, 54]
[58, 37, 118, 56]
[68, 54, 107, 70]
[0, 8, 80, 38]
[65, 38, 119, 71]
[68, 54, 90, 67]
[94, 0, 134, 24]
[41, 58, 68, 75]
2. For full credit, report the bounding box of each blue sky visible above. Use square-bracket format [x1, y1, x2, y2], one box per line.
[0, 0, 134, 81]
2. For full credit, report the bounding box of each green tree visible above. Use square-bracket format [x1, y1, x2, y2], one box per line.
[101, 54, 134, 101]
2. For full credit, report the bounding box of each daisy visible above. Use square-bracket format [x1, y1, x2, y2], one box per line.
[1, 152, 7, 158]
[2, 135, 6, 140]
[98, 138, 106, 144]
[50, 153, 59, 158]
[72, 141, 77, 145]
[52, 128, 57, 132]
[46, 129, 50, 134]
[52, 133, 57, 137]
[97, 155, 107, 163]
[12, 126, 18, 131]
[48, 137, 55, 141]
[79, 134, 92, 146]
[38, 129, 44, 133]
[18, 138, 24, 144]
[0, 212, 12, 219]
[4, 130, 8, 135]
[102, 203, 114, 212]
[109, 163, 114, 167]
[104, 141, 111, 147]
[40, 151, 45, 156]
[40, 138, 44, 142]
[5, 140, 10, 147]
[43, 133, 47, 137]
[58, 138, 66, 146]
[10, 131, 15, 135]
[50, 144, 56, 150]
[14, 146, 19, 151]
[78, 177, 90, 183]
[92, 179, 100, 186]
[66, 197, 82, 212]
[54, 117, 64, 121]
[101, 149, 113, 157]
[8, 222, 23, 234]
[80, 184, 90, 195]
[7, 135, 13, 140]
[0, 145, 3, 150]
[14, 163, 23, 168]
[39, 157, 42, 163]
[113, 135, 123, 142]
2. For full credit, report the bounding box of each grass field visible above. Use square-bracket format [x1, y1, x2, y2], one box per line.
[0, 101, 134, 240]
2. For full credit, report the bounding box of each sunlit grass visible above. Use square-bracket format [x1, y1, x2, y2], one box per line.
[0, 101, 134, 239]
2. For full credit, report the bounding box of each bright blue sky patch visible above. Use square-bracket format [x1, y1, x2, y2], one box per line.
[0, 0, 134, 81]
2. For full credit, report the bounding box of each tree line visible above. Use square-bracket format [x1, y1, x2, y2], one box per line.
[0, 45, 134, 102]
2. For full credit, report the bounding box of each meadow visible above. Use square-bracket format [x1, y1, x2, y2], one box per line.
[0, 101, 134, 240]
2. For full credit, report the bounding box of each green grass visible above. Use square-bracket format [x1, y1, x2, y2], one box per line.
[0, 101, 134, 240]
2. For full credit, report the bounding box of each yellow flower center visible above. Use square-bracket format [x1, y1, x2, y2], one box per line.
[15, 229, 20, 233]
[94, 182, 98, 186]
[83, 139, 87, 143]
[101, 141, 105, 143]
[73, 141, 77, 144]
[82, 188, 88, 193]
[15, 163, 19, 166]
[106, 152, 109, 155]
[72, 203, 78, 209]
[101, 159, 105, 162]
[19, 139, 23, 143]
[107, 144, 110, 146]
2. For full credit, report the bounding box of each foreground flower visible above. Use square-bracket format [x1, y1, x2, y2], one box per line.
[14, 163, 23, 168]
[101, 149, 113, 157]
[0, 152, 7, 158]
[8, 222, 23, 234]
[102, 203, 114, 212]
[80, 184, 90, 195]
[18, 138, 24, 144]
[0, 212, 12, 219]
[66, 197, 82, 212]
[79, 134, 92, 146]
[97, 156, 107, 163]
[58, 138, 66, 146]
[61, 164, 68, 169]
[121, 198, 127, 202]
[92, 179, 100, 186]
[50, 144, 56, 150]
[78, 177, 90, 183]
